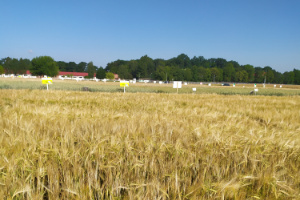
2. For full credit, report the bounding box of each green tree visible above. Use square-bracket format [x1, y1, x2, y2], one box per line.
[19, 58, 31, 74]
[117, 64, 132, 79]
[191, 65, 200, 81]
[223, 63, 235, 82]
[243, 64, 255, 82]
[236, 70, 248, 82]
[211, 67, 222, 82]
[205, 68, 211, 81]
[96, 67, 106, 79]
[198, 67, 207, 81]
[191, 56, 205, 66]
[0, 65, 4, 74]
[155, 65, 166, 80]
[175, 53, 191, 68]
[87, 62, 96, 78]
[106, 72, 115, 79]
[172, 66, 183, 81]
[183, 68, 192, 81]
[215, 58, 227, 69]
[293, 69, 300, 85]
[264, 66, 274, 83]
[77, 62, 87, 72]
[56, 61, 67, 71]
[4, 57, 20, 74]
[128, 60, 139, 78]
[273, 71, 283, 84]
[30, 56, 59, 77]
[66, 62, 77, 72]
[283, 71, 294, 84]
[137, 55, 153, 78]
[254, 67, 265, 83]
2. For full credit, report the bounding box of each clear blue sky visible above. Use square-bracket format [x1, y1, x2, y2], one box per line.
[1, 0, 299, 72]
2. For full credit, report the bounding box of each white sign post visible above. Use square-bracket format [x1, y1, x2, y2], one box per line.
[192, 88, 196, 94]
[254, 88, 258, 95]
[173, 81, 182, 93]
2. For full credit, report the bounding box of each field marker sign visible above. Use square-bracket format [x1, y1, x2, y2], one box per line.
[42, 78, 53, 90]
[120, 81, 129, 93]
[173, 81, 182, 93]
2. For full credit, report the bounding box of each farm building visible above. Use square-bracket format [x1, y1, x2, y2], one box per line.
[2, 70, 119, 80]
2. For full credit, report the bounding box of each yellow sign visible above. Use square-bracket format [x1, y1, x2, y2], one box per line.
[120, 81, 129, 87]
[42, 78, 53, 84]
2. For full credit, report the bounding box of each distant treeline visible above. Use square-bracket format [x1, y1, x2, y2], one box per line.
[105, 54, 299, 84]
[1, 54, 299, 84]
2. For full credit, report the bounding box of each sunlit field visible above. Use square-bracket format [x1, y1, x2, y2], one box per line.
[1, 78, 300, 95]
[1, 88, 299, 199]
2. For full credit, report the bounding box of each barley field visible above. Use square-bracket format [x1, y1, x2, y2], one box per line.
[0, 89, 300, 199]
[1, 78, 300, 96]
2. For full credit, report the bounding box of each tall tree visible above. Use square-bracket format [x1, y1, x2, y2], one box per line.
[0, 65, 4, 74]
[215, 58, 227, 69]
[243, 64, 255, 82]
[293, 69, 300, 85]
[211, 67, 222, 82]
[67, 62, 77, 72]
[77, 62, 87, 72]
[19, 58, 31, 74]
[118, 64, 132, 79]
[30, 56, 59, 77]
[96, 67, 106, 79]
[175, 54, 191, 68]
[283, 71, 294, 84]
[57, 61, 67, 71]
[254, 67, 265, 83]
[87, 62, 96, 78]
[183, 68, 192, 81]
[236, 70, 248, 82]
[223, 63, 235, 82]
[191, 56, 205, 66]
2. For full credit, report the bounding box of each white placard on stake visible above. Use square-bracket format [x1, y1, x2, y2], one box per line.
[173, 81, 182, 89]
[173, 81, 182, 93]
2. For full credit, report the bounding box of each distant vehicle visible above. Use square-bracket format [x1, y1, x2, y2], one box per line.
[222, 83, 230, 86]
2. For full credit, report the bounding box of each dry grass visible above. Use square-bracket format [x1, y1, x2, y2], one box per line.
[0, 89, 300, 199]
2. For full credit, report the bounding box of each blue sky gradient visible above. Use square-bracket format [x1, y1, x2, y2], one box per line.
[1, 0, 299, 72]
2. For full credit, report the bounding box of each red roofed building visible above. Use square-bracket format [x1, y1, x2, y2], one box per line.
[58, 71, 96, 80]
[20, 70, 119, 80]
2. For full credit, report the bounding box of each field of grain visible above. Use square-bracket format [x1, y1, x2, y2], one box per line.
[0, 89, 300, 199]
[1, 78, 300, 96]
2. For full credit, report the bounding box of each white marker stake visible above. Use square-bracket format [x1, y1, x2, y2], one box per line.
[192, 88, 196, 94]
